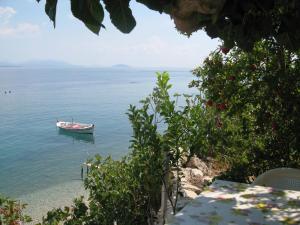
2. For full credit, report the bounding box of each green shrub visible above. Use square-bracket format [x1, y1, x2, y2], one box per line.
[191, 40, 300, 181]
[40, 73, 178, 225]
[0, 195, 31, 225]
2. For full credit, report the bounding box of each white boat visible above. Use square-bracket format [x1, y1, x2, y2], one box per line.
[56, 121, 94, 134]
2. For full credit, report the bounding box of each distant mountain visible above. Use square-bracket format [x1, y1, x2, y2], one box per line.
[0, 61, 18, 67]
[20, 60, 78, 68]
[0, 60, 80, 68]
[133, 66, 190, 72]
[0, 60, 190, 71]
[111, 64, 131, 69]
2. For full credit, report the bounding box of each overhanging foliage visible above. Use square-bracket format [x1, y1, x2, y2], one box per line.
[37, 0, 300, 51]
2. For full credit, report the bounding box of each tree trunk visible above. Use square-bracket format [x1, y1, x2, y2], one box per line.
[158, 152, 170, 225]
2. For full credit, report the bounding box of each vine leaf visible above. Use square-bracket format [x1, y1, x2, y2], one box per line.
[103, 0, 136, 33]
[71, 0, 105, 35]
[37, 0, 58, 27]
[136, 0, 164, 13]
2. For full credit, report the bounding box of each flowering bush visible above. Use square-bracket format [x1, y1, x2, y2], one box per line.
[191, 40, 300, 181]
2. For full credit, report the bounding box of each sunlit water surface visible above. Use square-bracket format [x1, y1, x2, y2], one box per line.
[0, 67, 194, 222]
[0, 68, 193, 197]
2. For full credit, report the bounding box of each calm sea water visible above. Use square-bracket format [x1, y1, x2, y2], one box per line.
[0, 67, 193, 198]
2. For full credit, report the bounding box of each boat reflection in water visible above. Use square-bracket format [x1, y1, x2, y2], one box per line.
[58, 129, 95, 144]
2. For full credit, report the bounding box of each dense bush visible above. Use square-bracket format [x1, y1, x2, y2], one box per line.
[190, 40, 300, 181]
[42, 155, 163, 225]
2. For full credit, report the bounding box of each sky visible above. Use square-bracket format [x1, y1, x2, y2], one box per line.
[0, 0, 220, 68]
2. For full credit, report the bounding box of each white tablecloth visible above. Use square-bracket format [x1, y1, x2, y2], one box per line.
[168, 180, 300, 225]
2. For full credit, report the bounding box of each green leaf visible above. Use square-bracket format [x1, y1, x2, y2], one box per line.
[36, 0, 58, 27]
[136, 0, 173, 13]
[45, 0, 58, 27]
[136, 0, 164, 13]
[103, 0, 136, 33]
[71, 0, 105, 35]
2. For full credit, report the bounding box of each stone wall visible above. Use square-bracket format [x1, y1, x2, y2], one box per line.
[168, 155, 227, 215]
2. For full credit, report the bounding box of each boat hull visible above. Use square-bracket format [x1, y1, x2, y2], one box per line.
[56, 121, 94, 134]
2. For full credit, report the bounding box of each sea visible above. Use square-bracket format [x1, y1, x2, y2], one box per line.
[0, 67, 194, 222]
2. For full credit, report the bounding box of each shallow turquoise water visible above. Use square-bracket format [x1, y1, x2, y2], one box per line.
[0, 67, 193, 198]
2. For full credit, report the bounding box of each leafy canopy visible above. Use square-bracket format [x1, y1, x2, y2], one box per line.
[37, 0, 300, 51]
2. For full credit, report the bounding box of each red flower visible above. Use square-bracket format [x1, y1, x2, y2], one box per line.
[217, 103, 227, 110]
[206, 99, 213, 107]
[221, 47, 230, 54]
[272, 122, 278, 131]
[250, 64, 257, 71]
[228, 75, 236, 81]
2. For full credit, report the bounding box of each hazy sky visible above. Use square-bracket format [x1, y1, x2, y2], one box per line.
[0, 0, 219, 68]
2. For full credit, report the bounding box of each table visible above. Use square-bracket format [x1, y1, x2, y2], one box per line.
[168, 180, 300, 225]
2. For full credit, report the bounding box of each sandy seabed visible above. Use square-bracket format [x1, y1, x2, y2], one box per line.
[18, 180, 88, 224]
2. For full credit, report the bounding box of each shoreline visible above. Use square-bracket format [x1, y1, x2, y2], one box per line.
[18, 180, 87, 224]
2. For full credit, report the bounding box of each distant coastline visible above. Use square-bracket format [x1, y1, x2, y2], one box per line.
[0, 60, 191, 71]
[0, 65, 21, 68]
